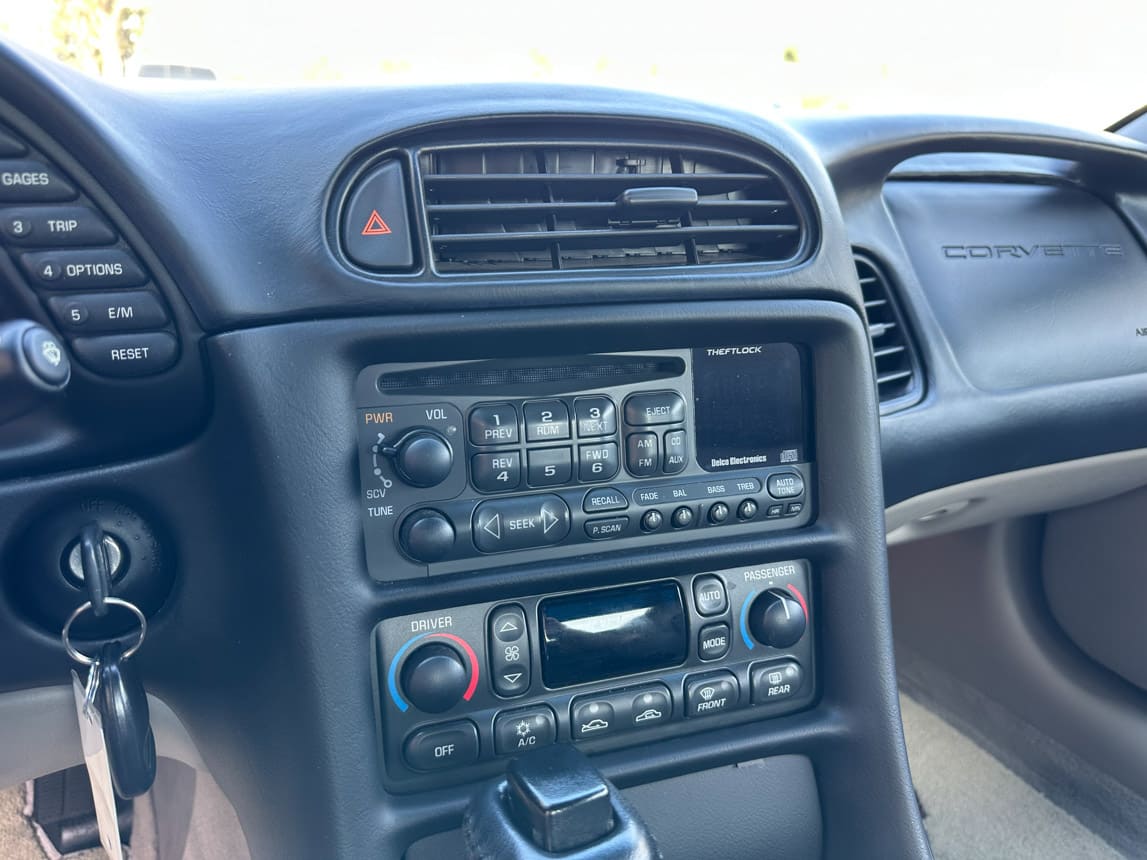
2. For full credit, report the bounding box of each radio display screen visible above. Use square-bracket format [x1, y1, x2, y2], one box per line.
[539, 581, 687, 688]
[692, 343, 807, 472]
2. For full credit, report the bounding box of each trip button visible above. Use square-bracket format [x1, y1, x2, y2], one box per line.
[403, 720, 479, 772]
[473, 495, 571, 553]
[751, 661, 805, 705]
[698, 623, 731, 661]
[573, 396, 616, 437]
[47, 290, 168, 333]
[684, 672, 740, 718]
[471, 451, 521, 492]
[0, 160, 77, 202]
[767, 472, 805, 499]
[578, 442, 619, 482]
[623, 391, 685, 426]
[693, 576, 728, 616]
[342, 159, 414, 270]
[469, 403, 519, 446]
[630, 685, 672, 729]
[585, 517, 628, 540]
[663, 430, 688, 473]
[582, 487, 628, 513]
[526, 447, 572, 487]
[1, 205, 116, 247]
[71, 332, 178, 377]
[524, 400, 570, 442]
[571, 698, 616, 739]
[494, 706, 557, 756]
[21, 248, 147, 289]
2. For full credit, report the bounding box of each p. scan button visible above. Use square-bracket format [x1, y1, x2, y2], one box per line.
[473, 495, 571, 553]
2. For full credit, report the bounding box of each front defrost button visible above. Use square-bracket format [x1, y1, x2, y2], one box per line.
[342, 159, 414, 270]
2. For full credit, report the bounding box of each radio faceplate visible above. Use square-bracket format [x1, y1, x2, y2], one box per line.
[372, 560, 816, 790]
[355, 346, 813, 580]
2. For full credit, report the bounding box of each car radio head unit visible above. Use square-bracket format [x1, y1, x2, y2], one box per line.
[354, 345, 814, 580]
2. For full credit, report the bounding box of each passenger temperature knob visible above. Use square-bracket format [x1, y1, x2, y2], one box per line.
[387, 429, 453, 488]
[747, 588, 807, 648]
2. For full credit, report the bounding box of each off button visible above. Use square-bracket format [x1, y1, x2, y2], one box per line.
[403, 720, 479, 772]
[473, 494, 571, 553]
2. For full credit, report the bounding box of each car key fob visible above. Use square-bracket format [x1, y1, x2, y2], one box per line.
[95, 641, 157, 798]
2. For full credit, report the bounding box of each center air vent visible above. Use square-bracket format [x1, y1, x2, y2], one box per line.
[855, 253, 923, 411]
[420, 143, 809, 273]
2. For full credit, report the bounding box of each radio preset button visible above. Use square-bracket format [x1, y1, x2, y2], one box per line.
[751, 661, 804, 705]
[473, 495, 571, 553]
[640, 509, 663, 532]
[583, 487, 628, 513]
[524, 400, 570, 442]
[527, 447, 572, 487]
[469, 403, 519, 446]
[767, 472, 805, 499]
[738, 499, 760, 520]
[403, 720, 479, 772]
[708, 502, 730, 524]
[685, 672, 740, 718]
[625, 432, 659, 477]
[572, 699, 617, 739]
[630, 685, 672, 729]
[663, 429, 688, 473]
[585, 517, 628, 540]
[693, 576, 728, 616]
[624, 391, 685, 426]
[495, 706, 557, 755]
[472, 451, 521, 492]
[577, 442, 619, 482]
[670, 506, 694, 529]
[698, 623, 731, 661]
[574, 396, 617, 437]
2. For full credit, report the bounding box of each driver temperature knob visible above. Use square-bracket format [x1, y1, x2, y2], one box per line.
[401, 642, 469, 713]
[747, 588, 807, 648]
[386, 429, 453, 488]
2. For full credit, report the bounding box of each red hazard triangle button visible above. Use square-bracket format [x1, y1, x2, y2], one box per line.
[361, 210, 392, 236]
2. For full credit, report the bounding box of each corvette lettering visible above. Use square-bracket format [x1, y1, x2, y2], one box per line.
[942, 244, 1124, 259]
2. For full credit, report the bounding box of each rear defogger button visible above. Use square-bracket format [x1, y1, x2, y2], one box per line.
[473, 495, 571, 553]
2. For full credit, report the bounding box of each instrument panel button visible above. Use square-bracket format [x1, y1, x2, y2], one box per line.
[629, 685, 672, 729]
[48, 290, 168, 333]
[766, 472, 805, 499]
[469, 403, 519, 446]
[71, 332, 177, 377]
[692, 575, 728, 616]
[472, 495, 571, 553]
[577, 442, 619, 482]
[403, 720, 479, 771]
[698, 623, 731, 661]
[663, 429, 688, 473]
[684, 672, 740, 718]
[582, 487, 628, 514]
[495, 706, 557, 755]
[573, 396, 616, 437]
[0, 160, 76, 203]
[472, 451, 521, 492]
[342, 159, 414, 270]
[625, 432, 659, 477]
[585, 517, 628, 540]
[750, 661, 805, 705]
[21, 248, 147, 289]
[571, 698, 617, 740]
[623, 391, 685, 426]
[527, 447, 572, 487]
[524, 400, 570, 442]
[1, 205, 116, 246]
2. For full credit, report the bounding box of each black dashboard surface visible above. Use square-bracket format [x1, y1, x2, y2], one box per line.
[3, 35, 1147, 860]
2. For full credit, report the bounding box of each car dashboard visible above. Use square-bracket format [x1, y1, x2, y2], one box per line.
[1, 39, 1147, 860]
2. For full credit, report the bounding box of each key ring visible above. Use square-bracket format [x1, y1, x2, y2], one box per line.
[61, 597, 147, 665]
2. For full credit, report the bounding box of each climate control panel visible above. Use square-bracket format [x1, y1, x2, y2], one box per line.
[372, 560, 816, 790]
[356, 346, 813, 580]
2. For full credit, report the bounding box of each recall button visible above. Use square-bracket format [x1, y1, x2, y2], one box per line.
[403, 720, 480, 772]
[685, 672, 740, 718]
[71, 332, 178, 377]
[473, 495, 571, 553]
[585, 517, 628, 540]
[583, 487, 628, 513]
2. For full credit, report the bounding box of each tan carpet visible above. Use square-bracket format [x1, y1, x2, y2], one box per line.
[901, 694, 1125, 860]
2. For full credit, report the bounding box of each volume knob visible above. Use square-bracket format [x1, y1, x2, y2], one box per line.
[389, 430, 453, 488]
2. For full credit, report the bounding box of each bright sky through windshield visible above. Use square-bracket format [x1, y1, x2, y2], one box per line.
[3, 0, 1145, 129]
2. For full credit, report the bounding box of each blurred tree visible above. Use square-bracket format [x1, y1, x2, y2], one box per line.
[52, 0, 148, 77]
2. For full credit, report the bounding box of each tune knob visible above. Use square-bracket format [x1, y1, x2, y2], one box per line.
[399, 509, 455, 563]
[401, 642, 469, 713]
[747, 588, 807, 648]
[387, 429, 454, 488]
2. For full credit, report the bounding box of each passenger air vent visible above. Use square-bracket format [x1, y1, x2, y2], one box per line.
[420, 143, 810, 273]
[855, 254, 923, 411]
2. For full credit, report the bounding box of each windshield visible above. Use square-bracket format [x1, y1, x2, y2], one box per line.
[2, 0, 1143, 129]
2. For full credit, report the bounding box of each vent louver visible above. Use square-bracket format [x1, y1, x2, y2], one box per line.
[420, 143, 808, 273]
[855, 254, 923, 411]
